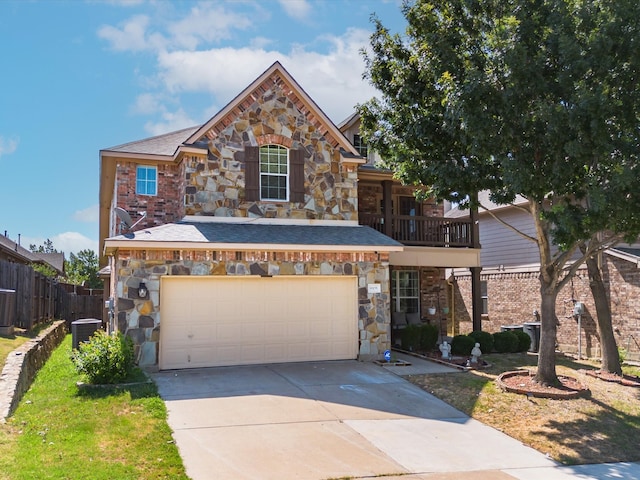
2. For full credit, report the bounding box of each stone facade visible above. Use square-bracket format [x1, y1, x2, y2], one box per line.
[113, 250, 391, 366]
[184, 78, 358, 220]
[453, 254, 640, 359]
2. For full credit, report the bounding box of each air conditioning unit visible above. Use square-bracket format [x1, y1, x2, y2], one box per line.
[71, 318, 102, 350]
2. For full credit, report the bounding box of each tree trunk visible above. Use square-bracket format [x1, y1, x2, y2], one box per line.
[535, 277, 560, 386]
[584, 251, 622, 375]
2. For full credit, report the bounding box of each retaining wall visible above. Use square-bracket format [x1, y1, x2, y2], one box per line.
[0, 320, 67, 422]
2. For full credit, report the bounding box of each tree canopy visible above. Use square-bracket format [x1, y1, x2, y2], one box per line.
[359, 0, 640, 385]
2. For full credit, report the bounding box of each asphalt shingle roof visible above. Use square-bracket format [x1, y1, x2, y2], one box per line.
[103, 126, 200, 156]
[108, 221, 402, 248]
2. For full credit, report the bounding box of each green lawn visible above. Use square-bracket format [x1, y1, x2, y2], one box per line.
[0, 335, 188, 480]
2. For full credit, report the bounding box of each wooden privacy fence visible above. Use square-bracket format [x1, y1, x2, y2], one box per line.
[0, 260, 104, 330]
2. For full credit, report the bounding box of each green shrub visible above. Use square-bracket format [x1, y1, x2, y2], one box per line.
[71, 330, 135, 384]
[513, 330, 532, 352]
[419, 324, 439, 352]
[468, 331, 494, 354]
[493, 331, 519, 353]
[451, 334, 475, 356]
[400, 324, 421, 351]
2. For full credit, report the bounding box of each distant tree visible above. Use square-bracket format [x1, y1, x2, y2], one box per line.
[359, 0, 640, 385]
[29, 239, 57, 254]
[65, 250, 102, 289]
[29, 239, 59, 278]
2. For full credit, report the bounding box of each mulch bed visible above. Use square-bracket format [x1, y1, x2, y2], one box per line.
[579, 369, 640, 388]
[496, 370, 590, 399]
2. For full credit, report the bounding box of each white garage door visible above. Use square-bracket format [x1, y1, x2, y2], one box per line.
[159, 275, 358, 370]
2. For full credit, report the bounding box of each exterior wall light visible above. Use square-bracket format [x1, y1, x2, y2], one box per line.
[138, 282, 148, 299]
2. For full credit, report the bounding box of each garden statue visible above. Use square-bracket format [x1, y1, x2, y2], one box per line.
[439, 341, 451, 360]
[471, 342, 482, 364]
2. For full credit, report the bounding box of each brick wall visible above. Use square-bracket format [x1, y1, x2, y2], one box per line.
[453, 254, 640, 359]
[116, 161, 183, 230]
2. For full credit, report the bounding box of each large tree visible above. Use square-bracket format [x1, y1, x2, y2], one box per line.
[66, 249, 102, 289]
[359, 0, 640, 385]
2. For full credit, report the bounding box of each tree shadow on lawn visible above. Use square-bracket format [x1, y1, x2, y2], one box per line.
[409, 352, 640, 465]
[532, 395, 640, 465]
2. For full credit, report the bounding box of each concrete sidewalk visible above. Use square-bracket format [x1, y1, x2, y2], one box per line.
[151, 354, 640, 480]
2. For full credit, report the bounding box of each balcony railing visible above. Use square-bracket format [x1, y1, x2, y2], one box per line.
[359, 213, 473, 247]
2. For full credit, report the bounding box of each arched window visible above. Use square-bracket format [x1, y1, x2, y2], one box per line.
[260, 145, 288, 201]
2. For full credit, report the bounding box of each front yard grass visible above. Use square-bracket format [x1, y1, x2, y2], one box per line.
[408, 353, 640, 466]
[0, 335, 187, 480]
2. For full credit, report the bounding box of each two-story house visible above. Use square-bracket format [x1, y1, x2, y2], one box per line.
[99, 62, 481, 370]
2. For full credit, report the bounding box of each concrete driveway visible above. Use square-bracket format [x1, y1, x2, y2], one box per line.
[151, 355, 564, 480]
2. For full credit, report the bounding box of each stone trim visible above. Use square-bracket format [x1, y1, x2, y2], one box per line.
[256, 134, 293, 148]
[0, 321, 67, 422]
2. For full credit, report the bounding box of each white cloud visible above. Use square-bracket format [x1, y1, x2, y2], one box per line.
[0, 135, 19, 158]
[167, 4, 253, 50]
[278, 0, 312, 21]
[154, 28, 377, 122]
[98, 15, 165, 52]
[73, 205, 99, 223]
[130, 92, 166, 115]
[21, 233, 98, 257]
[144, 108, 197, 136]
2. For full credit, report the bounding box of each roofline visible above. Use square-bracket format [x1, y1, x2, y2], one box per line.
[104, 240, 403, 256]
[184, 61, 360, 156]
[179, 216, 361, 226]
[607, 248, 640, 266]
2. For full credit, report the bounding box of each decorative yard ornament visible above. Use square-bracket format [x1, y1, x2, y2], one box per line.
[471, 343, 482, 364]
[439, 341, 451, 360]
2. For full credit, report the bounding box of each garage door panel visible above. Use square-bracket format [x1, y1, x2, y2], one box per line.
[160, 276, 358, 370]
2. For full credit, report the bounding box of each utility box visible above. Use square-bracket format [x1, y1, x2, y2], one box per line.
[501, 324, 523, 332]
[523, 322, 542, 353]
[0, 288, 16, 335]
[71, 318, 102, 350]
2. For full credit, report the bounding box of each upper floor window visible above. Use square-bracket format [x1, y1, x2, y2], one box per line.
[353, 134, 368, 158]
[260, 145, 288, 201]
[136, 166, 157, 196]
[245, 145, 305, 203]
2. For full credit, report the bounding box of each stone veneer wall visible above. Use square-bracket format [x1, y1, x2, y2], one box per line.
[0, 320, 67, 422]
[114, 250, 391, 366]
[184, 79, 358, 220]
[453, 255, 640, 359]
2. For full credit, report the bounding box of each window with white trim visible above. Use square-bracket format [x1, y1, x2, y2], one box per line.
[260, 145, 288, 201]
[392, 270, 419, 313]
[136, 165, 157, 196]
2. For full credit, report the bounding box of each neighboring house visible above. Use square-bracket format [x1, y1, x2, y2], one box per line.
[447, 191, 640, 360]
[99, 62, 480, 370]
[0, 233, 65, 276]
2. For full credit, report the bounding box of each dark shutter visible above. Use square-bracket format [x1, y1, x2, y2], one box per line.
[290, 149, 305, 203]
[245, 146, 259, 201]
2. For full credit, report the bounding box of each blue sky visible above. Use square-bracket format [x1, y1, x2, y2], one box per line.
[0, 0, 407, 257]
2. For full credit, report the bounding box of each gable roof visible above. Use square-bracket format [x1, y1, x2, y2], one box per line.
[185, 61, 360, 156]
[446, 191, 528, 218]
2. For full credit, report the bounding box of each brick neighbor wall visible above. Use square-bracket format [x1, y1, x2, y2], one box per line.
[453, 254, 640, 359]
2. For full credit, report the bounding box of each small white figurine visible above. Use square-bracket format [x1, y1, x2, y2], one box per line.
[439, 341, 451, 360]
[470, 342, 482, 364]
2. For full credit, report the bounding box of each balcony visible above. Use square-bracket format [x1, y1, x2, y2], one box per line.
[359, 213, 473, 247]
